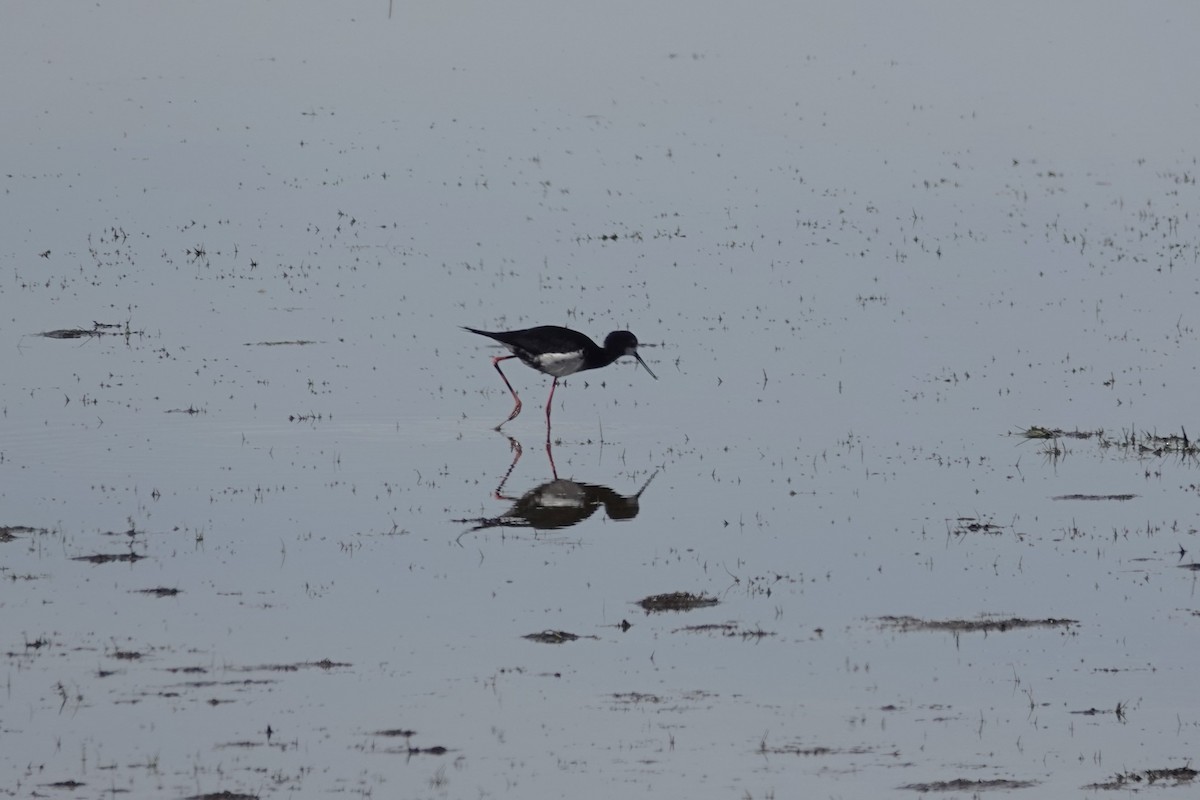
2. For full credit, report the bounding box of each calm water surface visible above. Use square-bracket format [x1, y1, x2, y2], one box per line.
[4, 2, 1200, 797]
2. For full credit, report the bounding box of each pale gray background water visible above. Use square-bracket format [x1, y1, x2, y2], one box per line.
[4, 2, 1200, 797]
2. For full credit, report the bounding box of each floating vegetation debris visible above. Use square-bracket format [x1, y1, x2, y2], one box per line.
[878, 616, 1077, 634]
[37, 321, 144, 340]
[1084, 766, 1198, 790]
[950, 516, 1004, 536]
[1017, 426, 1100, 440]
[1018, 425, 1200, 457]
[399, 745, 449, 756]
[523, 630, 583, 644]
[170, 678, 276, 690]
[102, 525, 142, 539]
[244, 340, 318, 346]
[1053, 494, 1137, 501]
[165, 405, 205, 415]
[41, 328, 102, 339]
[573, 230, 645, 243]
[637, 591, 719, 613]
[0, 525, 48, 542]
[369, 727, 450, 756]
[72, 552, 145, 565]
[1104, 427, 1200, 456]
[134, 587, 181, 597]
[674, 622, 775, 639]
[676, 622, 738, 634]
[230, 659, 351, 672]
[1070, 701, 1127, 722]
[759, 738, 875, 757]
[899, 778, 1036, 792]
[611, 692, 662, 705]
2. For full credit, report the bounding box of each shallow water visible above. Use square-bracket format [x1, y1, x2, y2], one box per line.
[4, 2, 1200, 797]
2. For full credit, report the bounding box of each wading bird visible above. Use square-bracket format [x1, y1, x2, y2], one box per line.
[464, 325, 657, 429]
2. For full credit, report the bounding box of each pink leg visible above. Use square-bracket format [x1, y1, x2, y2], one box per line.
[544, 377, 559, 427]
[492, 356, 522, 428]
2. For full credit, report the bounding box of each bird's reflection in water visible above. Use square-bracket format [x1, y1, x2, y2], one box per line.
[454, 435, 657, 540]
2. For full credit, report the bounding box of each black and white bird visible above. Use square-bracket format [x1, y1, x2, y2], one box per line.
[464, 325, 657, 428]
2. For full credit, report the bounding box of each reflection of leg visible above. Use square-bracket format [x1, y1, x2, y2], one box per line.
[493, 433, 523, 499]
[492, 355, 522, 429]
[544, 437, 559, 480]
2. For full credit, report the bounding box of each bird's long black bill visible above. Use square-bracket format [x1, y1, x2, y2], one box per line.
[633, 351, 658, 380]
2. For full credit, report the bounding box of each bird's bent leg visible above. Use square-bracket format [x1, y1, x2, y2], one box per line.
[492, 355, 522, 428]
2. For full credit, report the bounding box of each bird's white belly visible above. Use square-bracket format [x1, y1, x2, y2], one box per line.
[532, 351, 585, 377]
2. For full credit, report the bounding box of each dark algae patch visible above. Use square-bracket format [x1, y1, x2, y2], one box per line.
[950, 516, 1004, 535]
[637, 591, 719, 612]
[72, 551, 145, 564]
[232, 659, 351, 672]
[900, 778, 1036, 791]
[0, 525, 49, 542]
[244, 339, 318, 346]
[611, 692, 662, 705]
[1085, 766, 1198, 790]
[523, 630, 584, 644]
[674, 622, 775, 639]
[1054, 493, 1137, 501]
[37, 320, 145, 340]
[368, 730, 451, 756]
[1016, 425, 1102, 440]
[757, 733, 877, 757]
[134, 587, 181, 597]
[879, 615, 1077, 633]
[1070, 702, 1127, 721]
